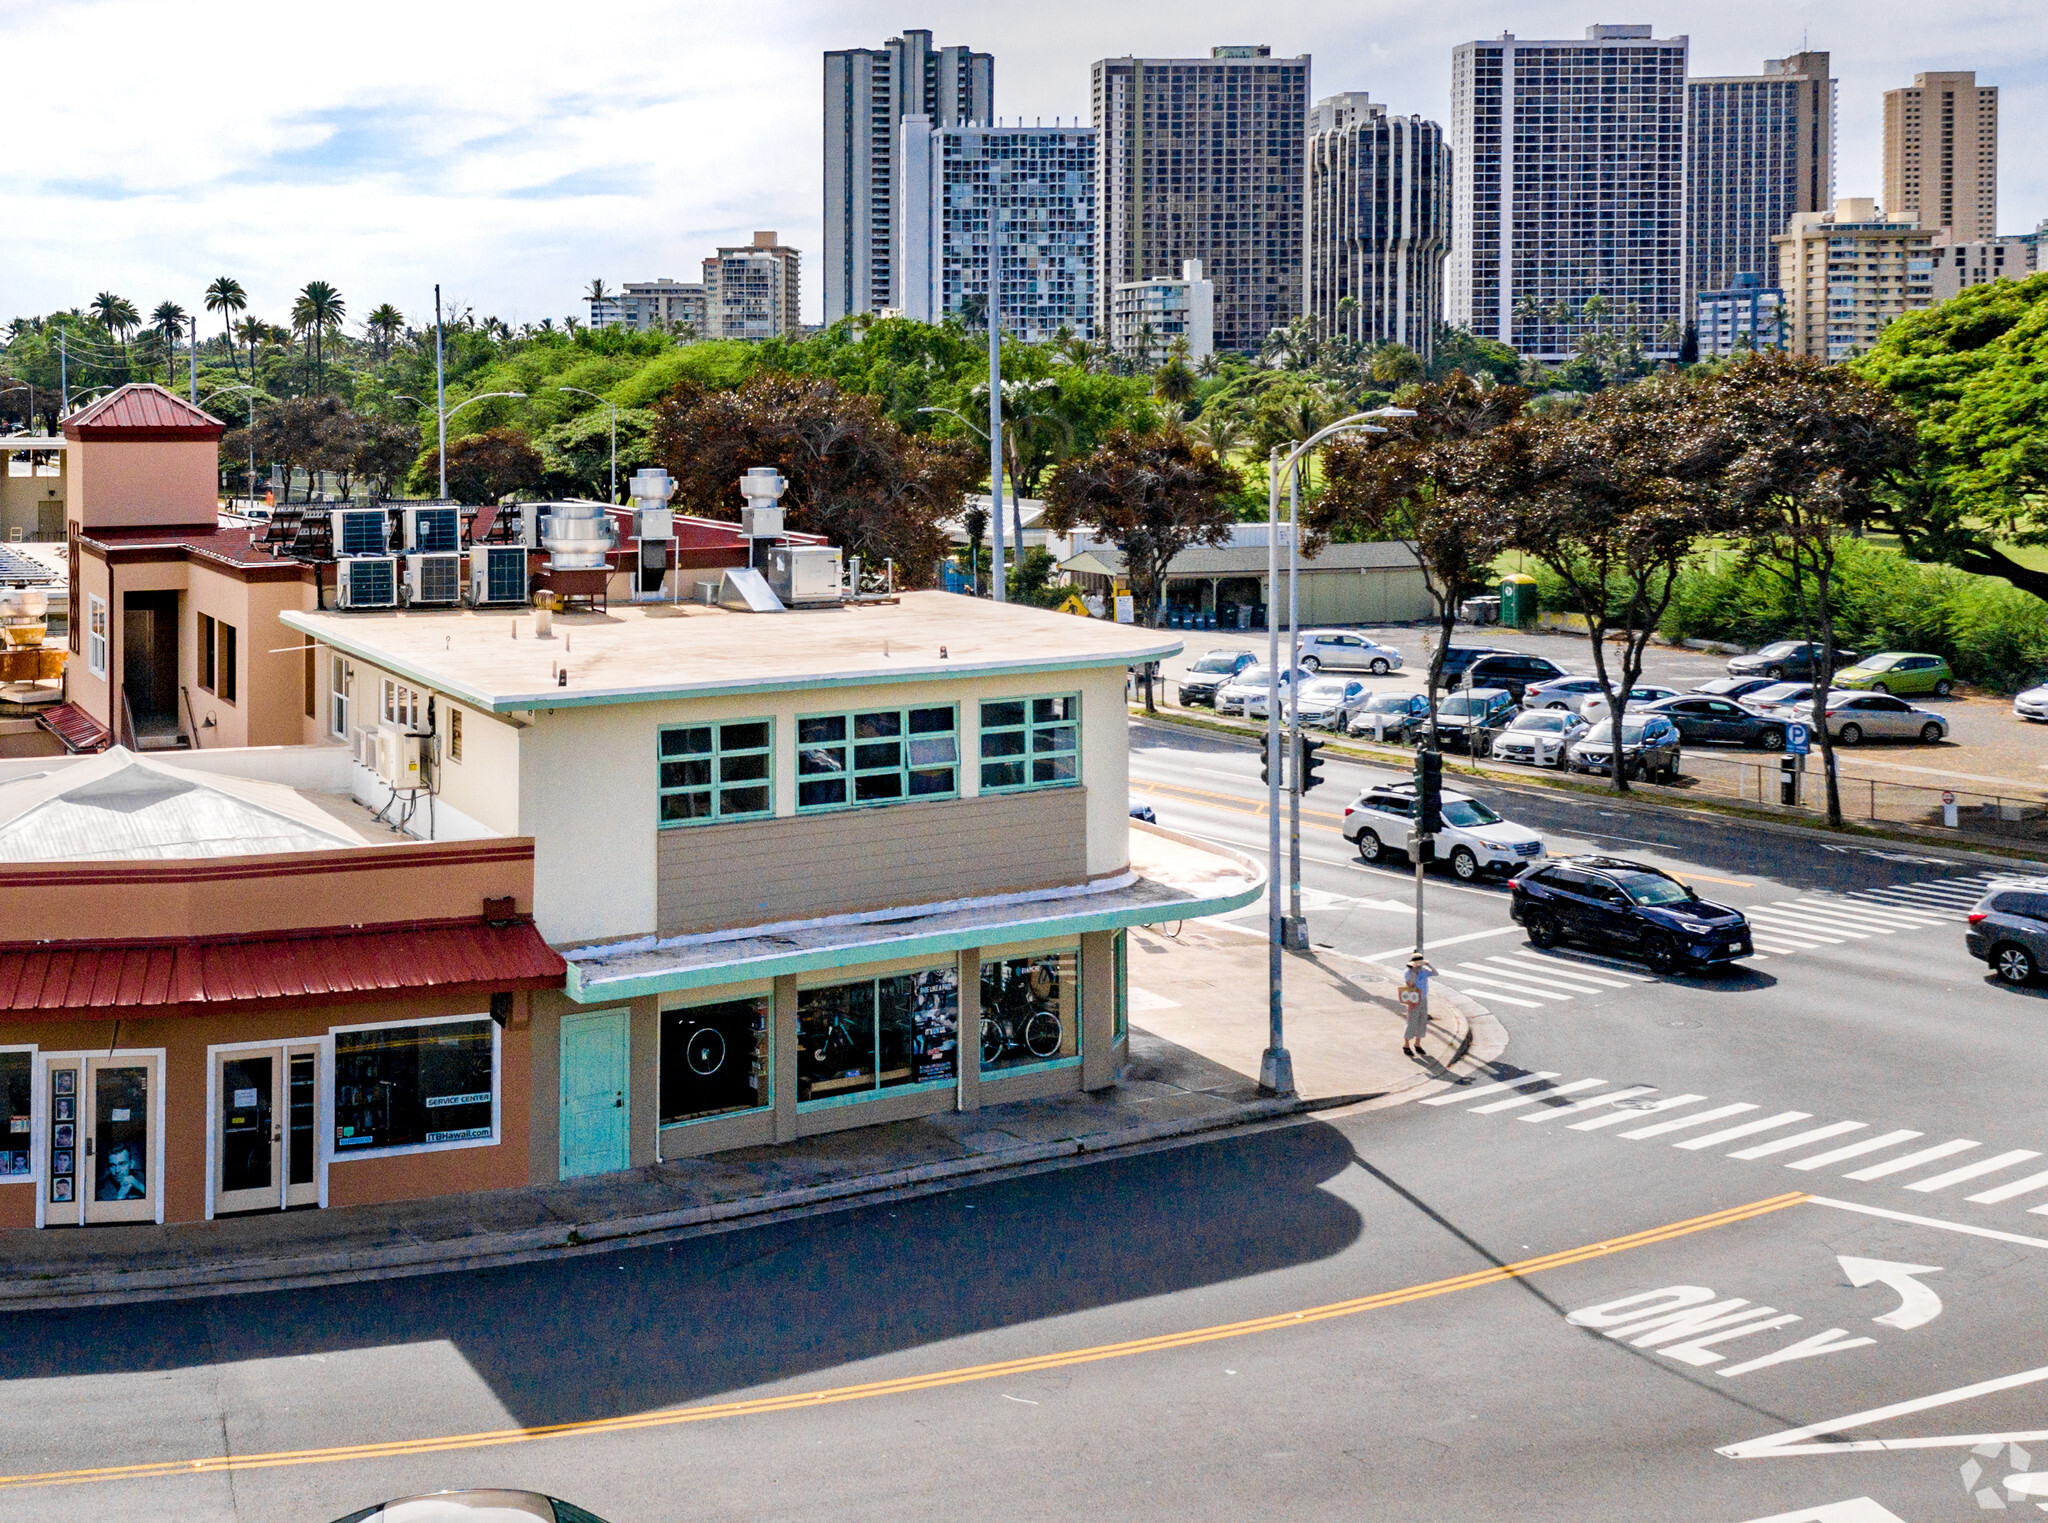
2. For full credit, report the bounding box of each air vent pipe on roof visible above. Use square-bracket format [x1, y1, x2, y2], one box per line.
[738, 467, 785, 570]
[541, 501, 613, 571]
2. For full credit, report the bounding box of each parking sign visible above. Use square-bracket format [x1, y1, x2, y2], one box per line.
[1785, 723, 1811, 755]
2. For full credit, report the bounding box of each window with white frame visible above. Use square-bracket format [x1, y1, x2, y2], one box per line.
[86, 595, 107, 678]
[332, 1016, 496, 1155]
[381, 678, 421, 730]
[979, 695, 1080, 791]
[330, 656, 350, 739]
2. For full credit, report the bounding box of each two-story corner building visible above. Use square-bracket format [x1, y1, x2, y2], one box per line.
[282, 592, 1262, 1179]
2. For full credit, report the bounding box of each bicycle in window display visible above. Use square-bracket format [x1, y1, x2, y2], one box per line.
[979, 963, 1065, 1065]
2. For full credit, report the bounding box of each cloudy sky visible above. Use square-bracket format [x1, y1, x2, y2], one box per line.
[2, 0, 2041, 333]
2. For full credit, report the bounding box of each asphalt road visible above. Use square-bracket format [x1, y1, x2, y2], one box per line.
[3, 728, 2046, 1523]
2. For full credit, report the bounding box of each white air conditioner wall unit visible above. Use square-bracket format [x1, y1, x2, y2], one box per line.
[336, 556, 399, 609]
[470, 544, 528, 606]
[407, 551, 462, 605]
[352, 726, 380, 768]
[404, 505, 461, 554]
[335, 507, 390, 558]
[375, 724, 426, 790]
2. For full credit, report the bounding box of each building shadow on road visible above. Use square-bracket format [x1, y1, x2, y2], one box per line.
[0, 1122, 1366, 1428]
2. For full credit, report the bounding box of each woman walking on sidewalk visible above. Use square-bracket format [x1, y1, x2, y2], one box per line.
[1400, 954, 1436, 1059]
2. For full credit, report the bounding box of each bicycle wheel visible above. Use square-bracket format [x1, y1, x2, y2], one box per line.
[980, 1019, 1006, 1066]
[684, 1026, 727, 1077]
[1023, 1010, 1064, 1059]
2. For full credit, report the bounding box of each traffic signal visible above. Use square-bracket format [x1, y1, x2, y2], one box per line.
[1261, 746, 1272, 785]
[1300, 737, 1327, 793]
[1415, 748, 1444, 835]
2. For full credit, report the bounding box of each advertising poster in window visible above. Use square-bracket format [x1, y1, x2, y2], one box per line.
[334, 1019, 494, 1152]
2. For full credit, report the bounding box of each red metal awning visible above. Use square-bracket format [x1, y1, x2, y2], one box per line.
[0, 917, 565, 1018]
[36, 703, 111, 754]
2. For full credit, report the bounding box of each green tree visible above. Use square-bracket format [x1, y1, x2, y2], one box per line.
[90, 292, 140, 365]
[291, 281, 346, 392]
[204, 278, 247, 377]
[424, 426, 544, 505]
[1041, 427, 1236, 628]
[151, 301, 187, 386]
[1854, 273, 2048, 606]
[363, 303, 406, 361]
[1698, 354, 1921, 826]
[1308, 373, 1531, 729]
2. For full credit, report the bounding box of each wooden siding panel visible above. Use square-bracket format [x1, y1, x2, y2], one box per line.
[656, 788, 1093, 935]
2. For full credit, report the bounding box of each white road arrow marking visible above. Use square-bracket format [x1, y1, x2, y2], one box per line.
[1839, 1256, 1944, 1330]
[1736, 1503, 1910, 1523]
[1720, 1363, 2048, 1458]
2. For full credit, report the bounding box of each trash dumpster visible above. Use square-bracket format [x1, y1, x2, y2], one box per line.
[1499, 574, 1540, 629]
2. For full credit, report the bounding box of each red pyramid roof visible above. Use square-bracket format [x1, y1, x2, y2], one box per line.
[62, 383, 225, 442]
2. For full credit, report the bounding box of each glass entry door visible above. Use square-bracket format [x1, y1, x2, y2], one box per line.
[215, 1044, 322, 1215]
[81, 1057, 157, 1225]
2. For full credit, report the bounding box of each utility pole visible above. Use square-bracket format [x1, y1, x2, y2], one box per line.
[987, 256, 1005, 603]
[58, 329, 67, 413]
[189, 315, 199, 403]
[434, 284, 448, 501]
[1260, 446, 1294, 1097]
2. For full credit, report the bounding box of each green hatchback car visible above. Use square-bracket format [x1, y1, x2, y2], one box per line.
[1833, 652, 1955, 697]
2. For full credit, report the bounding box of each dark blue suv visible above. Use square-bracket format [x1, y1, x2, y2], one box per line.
[1508, 855, 1752, 974]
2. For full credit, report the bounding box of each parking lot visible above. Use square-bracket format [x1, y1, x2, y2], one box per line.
[1145, 621, 2047, 833]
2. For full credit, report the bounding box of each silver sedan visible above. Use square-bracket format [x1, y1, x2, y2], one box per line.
[1813, 691, 1950, 745]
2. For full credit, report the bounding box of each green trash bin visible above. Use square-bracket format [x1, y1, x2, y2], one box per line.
[1499, 574, 1539, 630]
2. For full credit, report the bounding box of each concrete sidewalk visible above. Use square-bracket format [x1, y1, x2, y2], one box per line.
[0, 925, 1491, 1312]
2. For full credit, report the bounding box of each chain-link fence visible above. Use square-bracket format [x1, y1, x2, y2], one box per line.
[1636, 751, 2048, 842]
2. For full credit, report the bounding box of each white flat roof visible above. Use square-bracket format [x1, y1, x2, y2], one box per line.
[284, 591, 1181, 713]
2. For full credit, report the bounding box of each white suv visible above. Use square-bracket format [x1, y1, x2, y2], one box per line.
[1341, 782, 1547, 881]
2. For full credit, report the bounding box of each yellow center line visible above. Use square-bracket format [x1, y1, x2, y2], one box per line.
[0, 1192, 1808, 1491]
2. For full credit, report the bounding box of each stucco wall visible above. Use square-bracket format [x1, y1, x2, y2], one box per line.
[67, 439, 217, 529]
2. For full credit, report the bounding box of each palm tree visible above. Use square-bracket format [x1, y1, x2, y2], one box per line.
[1153, 335, 1199, 410]
[90, 292, 141, 367]
[151, 301, 188, 386]
[233, 315, 267, 378]
[363, 303, 406, 360]
[586, 278, 611, 305]
[291, 281, 346, 391]
[204, 278, 247, 377]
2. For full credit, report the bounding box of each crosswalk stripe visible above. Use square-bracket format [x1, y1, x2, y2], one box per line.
[1749, 939, 1808, 955]
[1762, 902, 1879, 935]
[1858, 886, 1979, 911]
[1783, 1129, 1925, 1171]
[1519, 1085, 1661, 1123]
[1843, 1139, 1980, 1181]
[1617, 1103, 1760, 1140]
[1745, 908, 1865, 939]
[1490, 953, 1650, 983]
[1904, 1149, 2043, 1193]
[1418, 1071, 1560, 1106]
[1966, 1168, 2048, 1205]
[1739, 917, 1844, 945]
[1470, 1077, 1611, 1115]
[1804, 900, 1943, 929]
[1484, 956, 1631, 990]
[1452, 964, 1578, 999]
[1724, 1120, 1869, 1160]
[1672, 1111, 1814, 1150]
[1440, 971, 1559, 1007]
[1569, 1094, 1709, 1132]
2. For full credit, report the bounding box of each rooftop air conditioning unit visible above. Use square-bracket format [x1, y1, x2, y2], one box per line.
[335, 507, 390, 558]
[375, 724, 426, 790]
[407, 551, 462, 606]
[336, 556, 399, 609]
[405, 504, 461, 554]
[766, 544, 843, 607]
[353, 726, 380, 769]
[471, 544, 528, 606]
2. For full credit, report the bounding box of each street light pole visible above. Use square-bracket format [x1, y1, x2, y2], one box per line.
[557, 387, 618, 503]
[434, 284, 448, 500]
[1287, 461, 1304, 949]
[987, 259, 1006, 604]
[1262, 447, 1288, 1096]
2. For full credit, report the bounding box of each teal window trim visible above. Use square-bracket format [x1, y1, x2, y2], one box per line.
[796, 704, 959, 813]
[978, 693, 1080, 793]
[657, 992, 772, 1129]
[978, 947, 1082, 1076]
[659, 718, 774, 827]
[796, 1075, 956, 1114]
[978, 1054, 1082, 1083]
[795, 965, 961, 1107]
[1113, 928, 1128, 1042]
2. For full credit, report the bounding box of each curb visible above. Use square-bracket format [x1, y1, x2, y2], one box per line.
[1132, 707, 2048, 871]
[0, 1096, 1349, 1313]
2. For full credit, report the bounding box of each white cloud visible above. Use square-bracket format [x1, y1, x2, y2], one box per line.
[1, 0, 2042, 330]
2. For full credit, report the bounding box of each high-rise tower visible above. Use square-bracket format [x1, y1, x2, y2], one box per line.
[1306, 92, 1450, 359]
[1884, 70, 1998, 242]
[1688, 51, 1835, 295]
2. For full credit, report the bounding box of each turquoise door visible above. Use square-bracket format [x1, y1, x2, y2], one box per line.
[560, 1009, 629, 1180]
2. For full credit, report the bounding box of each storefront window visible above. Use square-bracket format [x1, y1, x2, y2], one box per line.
[0, 1050, 29, 1178]
[980, 950, 1081, 1073]
[659, 720, 773, 825]
[798, 966, 958, 1105]
[661, 995, 769, 1125]
[333, 1018, 495, 1153]
[979, 695, 1080, 791]
[797, 706, 958, 811]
